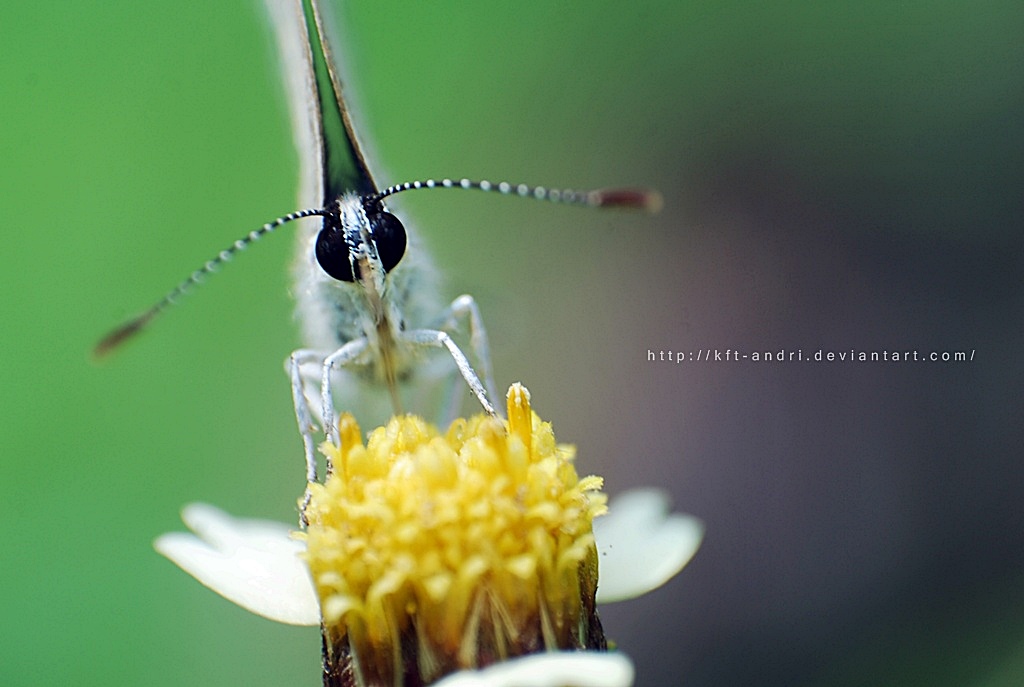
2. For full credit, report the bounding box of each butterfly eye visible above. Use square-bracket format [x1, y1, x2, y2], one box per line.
[315, 221, 356, 283]
[370, 211, 407, 274]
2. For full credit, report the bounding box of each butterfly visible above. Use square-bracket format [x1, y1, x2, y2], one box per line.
[95, 0, 659, 495]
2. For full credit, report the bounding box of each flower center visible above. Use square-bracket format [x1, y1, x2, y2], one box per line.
[302, 384, 607, 685]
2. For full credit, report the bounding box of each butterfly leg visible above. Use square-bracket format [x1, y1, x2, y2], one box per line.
[287, 348, 326, 526]
[404, 328, 497, 418]
[320, 338, 371, 449]
[433, 294, 499, 414]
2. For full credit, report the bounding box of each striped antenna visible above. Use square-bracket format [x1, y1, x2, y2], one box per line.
[369, 178, 664, 213]
[93, 207, 324, 358]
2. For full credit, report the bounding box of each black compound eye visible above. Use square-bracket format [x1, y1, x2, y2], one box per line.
[315, 224, 355, 282]
[370, 211, 407, 274]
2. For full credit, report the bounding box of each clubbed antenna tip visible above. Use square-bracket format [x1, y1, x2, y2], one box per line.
[93, 312, 155, 360]
[592, 187, 664, 213]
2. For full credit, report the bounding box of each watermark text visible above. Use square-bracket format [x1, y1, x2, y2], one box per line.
[647, 348, 975, 363]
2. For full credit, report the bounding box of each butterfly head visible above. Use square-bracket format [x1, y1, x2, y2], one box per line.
[314, 192, 408, 287]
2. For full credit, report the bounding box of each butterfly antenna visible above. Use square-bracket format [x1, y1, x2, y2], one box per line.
[368, 178, 663, 213]
[93, 207, 324, 359]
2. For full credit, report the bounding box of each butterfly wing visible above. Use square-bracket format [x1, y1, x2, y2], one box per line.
[264, 0, 376, 213]
[302, 0, 377, 201]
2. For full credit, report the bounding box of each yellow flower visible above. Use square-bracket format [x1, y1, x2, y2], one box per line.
[155, 384, 704, 686]
[304, 384, 607, 684]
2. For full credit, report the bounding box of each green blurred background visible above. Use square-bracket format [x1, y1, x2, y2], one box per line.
[3, 1, 1023, 685]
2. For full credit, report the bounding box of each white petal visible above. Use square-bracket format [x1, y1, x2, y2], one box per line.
[594, 489, 704, 604]
[432, 652, 634, 687]
[154, 503, 320, 626]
